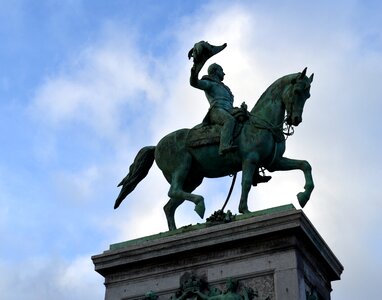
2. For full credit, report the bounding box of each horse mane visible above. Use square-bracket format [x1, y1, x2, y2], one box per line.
[251, 73, 299, 114]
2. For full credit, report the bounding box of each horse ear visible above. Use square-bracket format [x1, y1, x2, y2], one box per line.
[299, 67, 307, 79]
[309, 73, 314, 83]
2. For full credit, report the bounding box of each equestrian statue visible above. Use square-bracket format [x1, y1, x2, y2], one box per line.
[114, 41, 315, 231]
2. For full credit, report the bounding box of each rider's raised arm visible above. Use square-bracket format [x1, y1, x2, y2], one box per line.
[190, 65, 211, 91]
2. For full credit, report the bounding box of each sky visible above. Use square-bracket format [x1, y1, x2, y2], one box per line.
[0, 0, 381, 299]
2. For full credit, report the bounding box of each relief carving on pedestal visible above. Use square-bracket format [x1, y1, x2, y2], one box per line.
[144, 272, 274, 300]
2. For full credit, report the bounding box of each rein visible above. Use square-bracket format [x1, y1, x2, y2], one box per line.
[250, 114, 295, 141]
[283, 122, 295, 140]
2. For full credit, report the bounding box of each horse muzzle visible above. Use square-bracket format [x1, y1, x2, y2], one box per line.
[287, 115, 302, 126]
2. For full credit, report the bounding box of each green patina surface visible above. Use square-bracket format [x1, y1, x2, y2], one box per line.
[109, 204, 296, 251]
[114, 41, 314, 232]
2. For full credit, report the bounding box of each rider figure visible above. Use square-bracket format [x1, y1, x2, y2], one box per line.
[188, 41, 271, 185]
[190, 62, 238, 155]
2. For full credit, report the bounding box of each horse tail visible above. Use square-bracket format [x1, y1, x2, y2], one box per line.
[114, 146, 156, 209]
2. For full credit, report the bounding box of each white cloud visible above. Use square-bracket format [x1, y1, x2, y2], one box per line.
[54, 166, 100, 203]
[30, 27, 165, 140]
[0, 256, 103, 300]
[57, 255, 103, 293]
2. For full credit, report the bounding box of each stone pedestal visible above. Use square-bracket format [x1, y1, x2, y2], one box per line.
[92, 205, 343, 300]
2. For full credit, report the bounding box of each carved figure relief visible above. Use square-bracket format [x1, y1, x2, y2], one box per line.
[144, 273, 274, 300]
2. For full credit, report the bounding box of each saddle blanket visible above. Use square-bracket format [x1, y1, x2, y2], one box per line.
[186, 123, 242, 148]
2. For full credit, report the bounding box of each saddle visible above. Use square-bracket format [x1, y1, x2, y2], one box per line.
[187, 106, 248, 148]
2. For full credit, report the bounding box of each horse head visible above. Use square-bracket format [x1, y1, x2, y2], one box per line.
[283, 67, 314, 126]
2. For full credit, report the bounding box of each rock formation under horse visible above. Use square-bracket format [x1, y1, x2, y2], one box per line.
[114, 41, 314, 231]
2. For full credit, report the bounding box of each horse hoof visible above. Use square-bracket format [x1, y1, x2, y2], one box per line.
[297, 192, 309, 208]
[239, 206, 251, 214]
[166, 221, 177, 231]
[195, 200, 206, 219]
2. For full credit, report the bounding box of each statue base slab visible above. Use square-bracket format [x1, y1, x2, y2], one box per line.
[92, 204, 343, 300]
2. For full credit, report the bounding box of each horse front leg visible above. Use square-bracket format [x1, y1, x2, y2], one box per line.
[239, 160, 257, 214]
[269, 157, 314, 207]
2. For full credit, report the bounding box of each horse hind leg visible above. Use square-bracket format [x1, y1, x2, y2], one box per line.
[164, 175, 204, 231]
[168, 173, 205, 218]
[164, 198, 184, 231]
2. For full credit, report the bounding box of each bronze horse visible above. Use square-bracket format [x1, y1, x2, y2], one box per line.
[114, 68, 314, 231]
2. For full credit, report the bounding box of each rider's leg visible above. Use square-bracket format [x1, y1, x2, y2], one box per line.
[209, 108, 237, 155]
